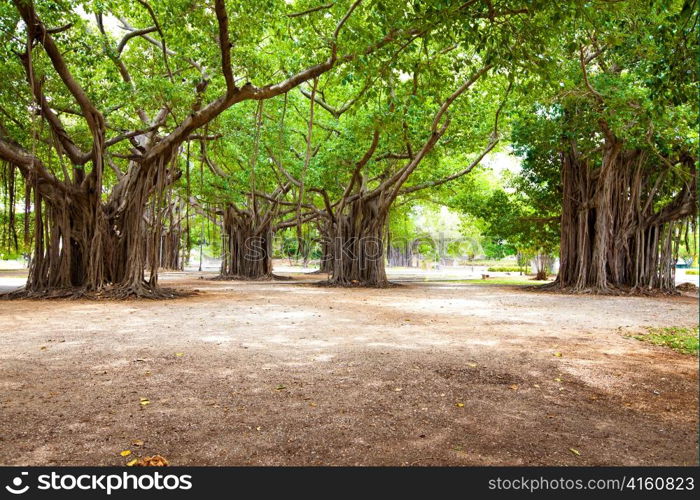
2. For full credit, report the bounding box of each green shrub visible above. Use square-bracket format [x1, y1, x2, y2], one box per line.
[487, 266, 524, 272]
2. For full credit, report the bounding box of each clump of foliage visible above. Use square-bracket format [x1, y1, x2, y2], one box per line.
[487, 266, 523, 273]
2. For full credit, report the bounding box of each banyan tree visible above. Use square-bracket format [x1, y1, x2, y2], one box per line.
[0, 0, 401, 297]
[544, 3, 698, 294]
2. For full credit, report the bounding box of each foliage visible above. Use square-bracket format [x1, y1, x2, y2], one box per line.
[0, 0, 696, 291]
[487, 266, 524, 273]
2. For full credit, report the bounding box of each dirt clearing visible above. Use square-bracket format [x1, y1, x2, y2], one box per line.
[0, 272, 697, 466]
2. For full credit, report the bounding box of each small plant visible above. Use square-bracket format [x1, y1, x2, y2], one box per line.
[631, 326, 699, 355]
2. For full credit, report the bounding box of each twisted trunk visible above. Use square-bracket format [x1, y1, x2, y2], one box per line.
[556, 141, 696, 293]
[145, 195, 184, 271]
[328, 196, 388, 287]
[317, 220, 333, 273]
[22, 178, 109, 294]
[219, 205, 273, 279]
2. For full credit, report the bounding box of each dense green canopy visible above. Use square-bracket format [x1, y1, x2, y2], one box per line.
[0, 0, 696, 293]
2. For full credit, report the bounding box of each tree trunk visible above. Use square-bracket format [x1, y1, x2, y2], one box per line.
[103, 156, 179, 298]
[555, 141, 695, 293]
[533, 253, 553, 280]
[328, 197, 388, 287]
[22, 181, 109, 295]
[145, 196, 183, 271]
[316, 220, 333, 273]
[218, 205, 273, 279]
[387, 233, 414, 267]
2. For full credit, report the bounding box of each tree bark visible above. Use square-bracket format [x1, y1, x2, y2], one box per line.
[218, 205, 273, 279]
[555, 141, 696, 293]
[328, 196, 388, 287]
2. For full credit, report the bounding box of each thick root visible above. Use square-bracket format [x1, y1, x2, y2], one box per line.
[318, 277, 395, 288]
[1, 283, 191, 300]
[530, 280, 680, 296]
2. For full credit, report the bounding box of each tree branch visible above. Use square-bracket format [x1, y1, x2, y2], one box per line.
[287, 2, 335, 18]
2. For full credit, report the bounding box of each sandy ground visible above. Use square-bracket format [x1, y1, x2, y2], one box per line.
[0, 270, 697, 466]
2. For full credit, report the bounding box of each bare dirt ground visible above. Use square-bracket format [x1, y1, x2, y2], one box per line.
[0, 270, 697, 466]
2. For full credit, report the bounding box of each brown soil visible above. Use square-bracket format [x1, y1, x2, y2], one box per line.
[0, 271, 697, 466]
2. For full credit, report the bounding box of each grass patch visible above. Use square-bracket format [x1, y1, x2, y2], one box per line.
[631, 326, 699, 355]
[463, 260, 516, 267]
[487, 266, 526, 273]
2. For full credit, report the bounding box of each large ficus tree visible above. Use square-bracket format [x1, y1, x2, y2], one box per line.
[516, 0, 698, 293]
[266, 1, 544, 286]
[0, 0, 402, 297]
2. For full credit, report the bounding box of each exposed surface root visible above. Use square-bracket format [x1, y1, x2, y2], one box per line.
[209, 274, 275, 282]
[676, 282, 698, 293]
[530, 281, 680, 296]
[315, 279, 399, 289]
[96, 285, 189, 300]
[1, 284, 191, 300]
[1, 287, 87, 300]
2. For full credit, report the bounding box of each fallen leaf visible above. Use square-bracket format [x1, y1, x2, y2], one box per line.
[135, 455, 169, 467]
[120, 450, 132, 457]
[126, 459, 138, 467]
[534, 384, 540, 388]
[132, 439, 144, 447]
[467, 363, 478, 368]
[309, 402, 317, 407]
[40, 346, 47, 350]
[256, 426, 262, 431]
[455, 402, 464, 407]
[569, 448, 581, 456]
[554, 378, 562, 382]
[175, 353, 184, 357]
[275, 385, 286, 391]
[394, 387, 402, 392]
[553, 352, 563, 357]
[509, 384, 519, 391]
[139, 398, 151, 406]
